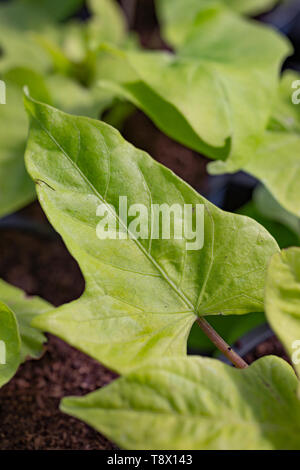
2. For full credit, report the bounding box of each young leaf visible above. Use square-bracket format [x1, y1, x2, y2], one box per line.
[99, 4, 290, 166]
[24, 95, 278, 373]
[0, 279, 49, 362]
[61, 355, 300, 450]
[265, 248, 300, 395]
[0, 302, 21, 388]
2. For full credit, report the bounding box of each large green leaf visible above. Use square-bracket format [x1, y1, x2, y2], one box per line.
[24, 95, 278, 373]
[156, 0, 281, 47]
[99, 4, 290, 167]
[0, 302, 21, 388]
[61, 355, 300, 450]
[265, 248, 300, 395]
[0, 279, 49, 362]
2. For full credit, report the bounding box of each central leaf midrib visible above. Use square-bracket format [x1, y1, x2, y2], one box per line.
[32, 109, 198, 317]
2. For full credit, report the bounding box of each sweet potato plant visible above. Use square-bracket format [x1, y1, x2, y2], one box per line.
[1, 0, 300, 450]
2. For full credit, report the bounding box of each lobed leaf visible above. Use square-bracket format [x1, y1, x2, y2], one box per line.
[265, 248, 300, 396]
[61, 355, 300, 450]
[24, 95, 279, 373]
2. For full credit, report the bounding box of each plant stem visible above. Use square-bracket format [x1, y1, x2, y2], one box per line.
[196, 317, 248, 369]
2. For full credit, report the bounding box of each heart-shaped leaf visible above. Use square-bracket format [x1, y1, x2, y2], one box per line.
[61, 355, 300, 450]
[265, 247, 300, 396]
[0, 279, 49, 362]
[24, 95, 278, 373]
[0, 302, 21, 388]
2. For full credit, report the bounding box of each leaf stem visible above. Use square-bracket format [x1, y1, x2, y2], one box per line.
[196, 317, 248, 369]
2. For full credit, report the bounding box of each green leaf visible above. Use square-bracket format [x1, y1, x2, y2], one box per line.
[24, 95, 278, 373]
[234, 71, 300, 217]
[0, 279, 49, 362]
[253, 186, 300, 238]
[265, 248, 300, 396]
[87, 0, 127, 47]
[61, 355, 300, 450]
[269, 70, 300, 134]
[0, 28, 50, 74]
[0, 66, 113, 218]
[0, 302, 21, 388]
[156, 0, 281, 47]
[99, 4, 290, 167]
[46, 75, 113, 118]
[21, 0, 85, 22]
[0, 68, 52, 217]
[1, 0, 85, 27]
[225, 0, 281, 14]
[238, 186, 300, 249]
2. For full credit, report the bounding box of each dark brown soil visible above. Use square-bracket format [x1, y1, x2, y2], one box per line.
[0, 220, 118, 450]
[122, 110, 208, 192]
[244, 335, 291, 365]
[0, 335, 117, 450]
[0, 227, 84, 306]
